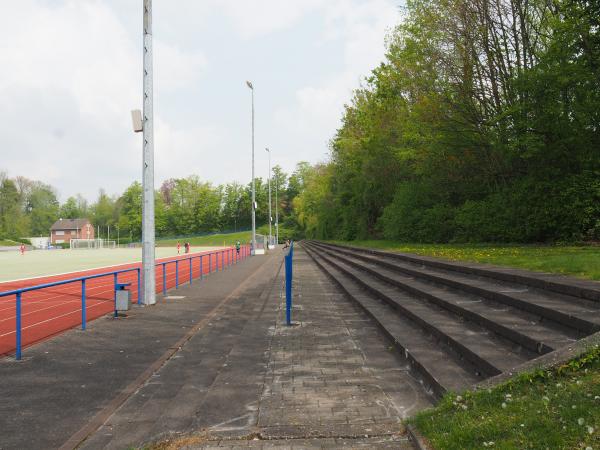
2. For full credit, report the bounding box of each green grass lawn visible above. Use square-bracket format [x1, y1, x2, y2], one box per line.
[410, 346, 600, 449]
[0, 239, 20, 246]
[332, 241, 600, 281]
[157, 231, 252, 248]
[0, 247, 222, 282]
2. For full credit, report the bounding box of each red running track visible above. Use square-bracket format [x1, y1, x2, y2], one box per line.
[0, 245, 250, 357]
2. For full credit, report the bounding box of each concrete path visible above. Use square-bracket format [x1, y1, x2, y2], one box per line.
[0, 246, 432, 450]
[0, 253, 272, 450]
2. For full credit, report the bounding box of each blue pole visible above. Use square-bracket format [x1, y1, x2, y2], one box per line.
[189, 257, 193, 284]
[285, 255, 292, 326]
[162, 263, 167, 295]
[81, 279, 86, 330]
[175, 260, 179, 288]
[113, 273, 118, 318]
[15, 292, 22, 360]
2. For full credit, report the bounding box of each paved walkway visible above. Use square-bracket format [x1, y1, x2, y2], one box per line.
[0, 246, 432, 450]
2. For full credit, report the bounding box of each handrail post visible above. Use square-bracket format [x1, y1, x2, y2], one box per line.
[285, 241, 295, 326]
[16, 292, 22, 360]
[175, 260, 179, 288]
[189, 257, 193, 284]
[81, 279, 86, 330]
[162, 262, 167, 295]
[113, 273, 118, 318]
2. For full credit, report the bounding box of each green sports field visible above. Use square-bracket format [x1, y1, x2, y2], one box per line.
[0, 246, 223, 283]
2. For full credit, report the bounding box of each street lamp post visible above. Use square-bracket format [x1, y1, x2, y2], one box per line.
[246, 81, 256, 256]
[275, 172, 279, 245]
[265, 147, 272, 248]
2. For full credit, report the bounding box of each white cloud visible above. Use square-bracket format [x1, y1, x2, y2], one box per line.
[0, 0, 210, 199]
[272, 0, 400, 164]
[0, 0, 402, 200]
[155, 41, 208, 92]
[207, 0, 324, 39]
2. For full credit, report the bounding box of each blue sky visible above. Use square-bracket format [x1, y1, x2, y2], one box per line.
[0, 0, 402, 201]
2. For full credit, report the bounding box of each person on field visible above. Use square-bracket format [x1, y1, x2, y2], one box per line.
[177, 242, 181, 254]
[235, 240, 241, 256]
[20, 244, 25, 255]
[185, 242, 190, 254]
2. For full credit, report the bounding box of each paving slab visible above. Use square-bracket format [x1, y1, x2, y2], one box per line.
[1, 246, 432, 450]
[0, 254, 273, 450]
[79, 246, 430, 449]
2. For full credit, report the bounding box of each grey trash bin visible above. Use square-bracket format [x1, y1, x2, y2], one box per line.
[115, 283, 131, 312]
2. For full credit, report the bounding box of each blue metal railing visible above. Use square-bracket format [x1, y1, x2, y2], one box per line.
[0, 244, 250, 360]
[285, 241, 294, 325]
[0, 266, 141, 360]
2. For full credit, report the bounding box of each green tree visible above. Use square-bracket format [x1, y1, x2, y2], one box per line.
[0, 177, 28, 238]
[28, 183, 59, 236]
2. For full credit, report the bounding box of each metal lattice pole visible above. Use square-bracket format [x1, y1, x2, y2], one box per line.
[275, 172, 279, 245]
[141, 0, 156, 305]
[246, 81, 256, 256]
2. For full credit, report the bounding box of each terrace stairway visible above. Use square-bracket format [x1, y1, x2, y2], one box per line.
[302, 241, 600, 399]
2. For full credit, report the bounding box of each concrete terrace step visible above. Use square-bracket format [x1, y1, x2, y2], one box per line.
[320, 242, 600, 303]
[304, 245, 481, 398]
[307, 243, 531, 377]
[312, 242, 600, 335]
[312, 243, 578, 355]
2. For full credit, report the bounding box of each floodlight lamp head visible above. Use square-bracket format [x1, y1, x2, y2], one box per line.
[246, 81, 254, 90]
[265, 147, 269, 153]
[131, 109, 143, 133]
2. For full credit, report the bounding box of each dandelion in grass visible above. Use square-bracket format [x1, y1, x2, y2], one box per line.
[587, 426, 594, 435]
[578, 418, 585, 426]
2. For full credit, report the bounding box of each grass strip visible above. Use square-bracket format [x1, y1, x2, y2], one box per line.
[410, 345, 600, 449]
[331, 240, 600, 281]
[157, 231, 252, 248]
[0, 239, 21, 246]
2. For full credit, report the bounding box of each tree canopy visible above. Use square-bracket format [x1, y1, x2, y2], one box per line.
[294, 0, 600, 243]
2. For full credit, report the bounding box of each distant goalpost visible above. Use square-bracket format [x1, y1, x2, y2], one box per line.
[254, 234, 266, 255]
[70, 239, 116, 250]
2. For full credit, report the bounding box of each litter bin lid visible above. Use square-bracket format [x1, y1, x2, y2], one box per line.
[116, 282, 131, 290]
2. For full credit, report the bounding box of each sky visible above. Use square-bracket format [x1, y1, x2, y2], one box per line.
[0, 0, 402, 202]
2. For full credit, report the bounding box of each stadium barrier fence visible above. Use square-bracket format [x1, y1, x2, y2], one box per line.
[0, 244, 251, 360]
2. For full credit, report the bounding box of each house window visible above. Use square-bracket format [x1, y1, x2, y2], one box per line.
[55, 231, 64, 236]
[55, 240, 64, 244]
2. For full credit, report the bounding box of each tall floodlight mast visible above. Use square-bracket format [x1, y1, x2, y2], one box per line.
[246, 81, 256, 256]
[275, 171, 279, 245]
[141, 0, 156, 304]
[265, 147, 272, 248]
